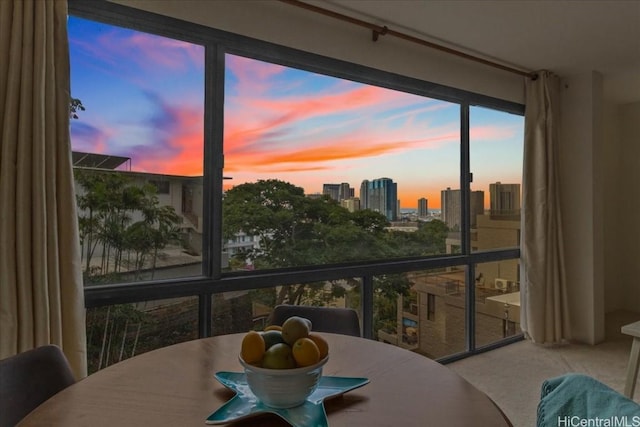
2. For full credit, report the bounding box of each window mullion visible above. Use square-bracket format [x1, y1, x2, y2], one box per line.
[460, 103, 476, 352]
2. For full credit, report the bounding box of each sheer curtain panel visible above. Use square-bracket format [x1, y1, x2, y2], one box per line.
[0, 0, 87, 378]
[520, 71, 571, 344]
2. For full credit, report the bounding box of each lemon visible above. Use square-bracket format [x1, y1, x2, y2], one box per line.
[281, 316, 311, 346]
[292, 337, 320, 367]
[262, 343, 297, 369]
[241, 330, 265, 364]
[262, 330, 285, 350]
[308, 333, 329, 359]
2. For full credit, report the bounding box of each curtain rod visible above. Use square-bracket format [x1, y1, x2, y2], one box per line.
[278, 0, 536, 79]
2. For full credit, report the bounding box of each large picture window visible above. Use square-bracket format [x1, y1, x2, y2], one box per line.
[69, 16, 205, 286]
[223, 54, 460, 271]
[68, 1, 524, 371]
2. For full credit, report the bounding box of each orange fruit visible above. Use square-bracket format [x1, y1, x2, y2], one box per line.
[264, 325, 282, 332]
[240, 330, 265, 364]
[292, 337, 320, 367]
[308, 333, 329, 359]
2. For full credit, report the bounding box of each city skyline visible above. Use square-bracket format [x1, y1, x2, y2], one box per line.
[68, 17, 523, 209]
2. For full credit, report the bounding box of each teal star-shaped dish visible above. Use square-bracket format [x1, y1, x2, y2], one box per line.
[206, 372, 369, 427]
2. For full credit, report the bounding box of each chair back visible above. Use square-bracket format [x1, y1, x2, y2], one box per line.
[0, 345, 76, 427]
[270, 305, 361, 337]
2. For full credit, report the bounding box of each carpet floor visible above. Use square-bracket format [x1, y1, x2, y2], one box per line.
[448, 310, 640, 427]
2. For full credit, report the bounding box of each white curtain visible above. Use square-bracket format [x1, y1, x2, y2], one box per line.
[520, 71, 571, 344]
[0, 0, 87, 378]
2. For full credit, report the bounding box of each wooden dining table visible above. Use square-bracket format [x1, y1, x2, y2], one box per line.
[18, 333, 512, 426]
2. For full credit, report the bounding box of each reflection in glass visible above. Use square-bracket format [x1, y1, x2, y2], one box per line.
[86, 297, 198, 374]
[211, 280, 362, 336]
[375, 267, 467, 359]
[474, 260, 521, 348]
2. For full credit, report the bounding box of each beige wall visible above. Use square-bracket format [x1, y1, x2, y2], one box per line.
[558, 74, 640, 343]
[617, 102, 640, 312]
[603, 100, 622, 312]
[559, 71, 606, 344]
[603, 101, 640, 314]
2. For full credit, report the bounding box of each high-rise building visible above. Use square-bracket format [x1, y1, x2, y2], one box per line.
[359, 180, 370, 210]
[323, 182, 355, 202]
[489, 182, 520, 216]
[368, 177, 398, 221]
[322, 183, 341, 201]
[338, 183, 354, 201]
[418, 198, 428, 218]
[440, 187, 484, 229]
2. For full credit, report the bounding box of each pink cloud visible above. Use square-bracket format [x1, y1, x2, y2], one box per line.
[223, 84, 434, 160]
[123, 92, 204, 176]
[70, 29, 203, 84]
[70, 122, 113, 155]
[226, 55, 288, 97]
[470, 125, 517, 141]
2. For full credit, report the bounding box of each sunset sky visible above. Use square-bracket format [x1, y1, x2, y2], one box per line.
[69, 17, 523, 209]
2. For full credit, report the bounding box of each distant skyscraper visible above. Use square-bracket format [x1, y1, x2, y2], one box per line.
[367, 177, 398, 221]
[322, 184, 340, 201]
[490, 182, 521, 215]
[418, 198, 428, 218]
[440, 187, 484, 229]
[338, 183, 354, 201]
[360, 180, 370, 210]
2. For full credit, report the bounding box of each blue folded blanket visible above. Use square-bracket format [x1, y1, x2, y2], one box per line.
[537, 374, 640, 427]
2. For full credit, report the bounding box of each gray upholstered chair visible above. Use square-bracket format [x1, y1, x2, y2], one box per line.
[269, 304, 361, 337]
[0, 345, 76, 427]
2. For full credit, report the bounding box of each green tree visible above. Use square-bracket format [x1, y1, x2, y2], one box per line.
[75, 170, 182, 283]
[70, 97, 85, 120]
[222, 179, 411, 308]
[415, 219, 449, 255]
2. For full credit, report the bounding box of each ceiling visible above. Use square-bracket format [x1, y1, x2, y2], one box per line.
[317, 0, 640, 104]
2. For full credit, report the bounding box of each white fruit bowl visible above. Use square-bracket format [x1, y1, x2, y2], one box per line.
[238, 355, 329, 408]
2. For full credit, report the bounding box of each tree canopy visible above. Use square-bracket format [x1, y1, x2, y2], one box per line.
[223, 179, 396, 269]
[222, 179, 450, 312]
[75, 170, 182, 282]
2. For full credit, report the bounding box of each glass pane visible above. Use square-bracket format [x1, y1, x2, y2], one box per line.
[211, 280, 362, 335]
[223, 54, 459, 271]
[469, 106, 524, 252]
[86, 297, 198, 374]
[375, 267, 466, 359]
[68, 17, 205, 285]
[474, 260, 521, 347]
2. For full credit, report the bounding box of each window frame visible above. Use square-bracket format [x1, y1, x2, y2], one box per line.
[69, 0, 524, 361]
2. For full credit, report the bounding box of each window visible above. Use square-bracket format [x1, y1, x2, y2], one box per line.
[69, 16, 205, 286]
[223, 53, 458, 271]
[469, 106, 524, 253]
[69, 0, 524, 369]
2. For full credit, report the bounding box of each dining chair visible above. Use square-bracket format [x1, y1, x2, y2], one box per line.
[0, 345, 76, 427]
[269, 305, 361, 337]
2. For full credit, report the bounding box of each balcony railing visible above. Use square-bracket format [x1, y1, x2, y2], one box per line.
[84, 248, 522, 373]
